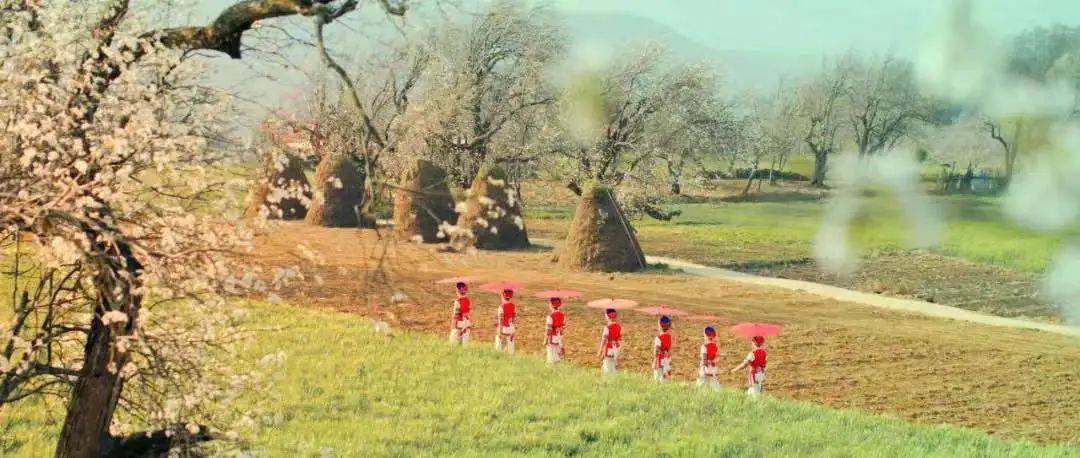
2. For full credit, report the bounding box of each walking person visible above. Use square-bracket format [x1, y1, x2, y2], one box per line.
[544, 297, 566, 363]
[730, 335, 767, 397]
[597, 309, 621, 375]
[653, 316, 674, 383]
[494, 288, 517, 353]
[448, 282, 472, 345]
[697, 326, 720, 391]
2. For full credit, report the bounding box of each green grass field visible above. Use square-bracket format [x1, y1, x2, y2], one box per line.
[532, 190, 1071, 274]
[5, 302, 1075, 456]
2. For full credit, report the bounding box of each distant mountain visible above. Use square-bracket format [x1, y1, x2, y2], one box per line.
[561, 12, 820, 92]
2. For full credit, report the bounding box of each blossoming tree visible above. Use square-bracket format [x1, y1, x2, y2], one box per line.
[0, 1, 405, 455]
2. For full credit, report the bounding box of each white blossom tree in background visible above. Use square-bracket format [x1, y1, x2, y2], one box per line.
[554, 45, 721, 218]
[0, 1, 405, 455]
[760, 80, 804, 187]
[418, 0, 563, 187]
[798, 57, 851, 187]
[651, 85, 735, 196]
[844, 54, 928, 157]
[304, 0, 432, 227]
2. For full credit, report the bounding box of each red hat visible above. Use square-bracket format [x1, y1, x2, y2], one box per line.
[752, 335, 765, 345]
[605, 308, 617, 318]
[501, 289, 514, 300]
[549, 297, 562, 308]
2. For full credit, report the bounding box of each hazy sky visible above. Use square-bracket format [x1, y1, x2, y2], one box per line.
[189, 1, 1080, 56]
[552, 0, 1080, 55]
[189, 0, 1080, 124]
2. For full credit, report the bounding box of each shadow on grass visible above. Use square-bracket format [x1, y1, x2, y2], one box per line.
[642, 262, 686, 275]
[669, 191, 827, 205]
[717, 191, 827, 204]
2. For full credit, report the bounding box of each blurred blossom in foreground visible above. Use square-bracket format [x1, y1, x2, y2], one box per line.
[815, 153, 942, 277]
[919, 0, 1080, 323]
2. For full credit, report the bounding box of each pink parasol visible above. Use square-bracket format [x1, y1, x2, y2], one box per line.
[635, 305, 689, 316]
[535, 289, 582, 299]
[585, 298, 638, 310]
[478, 280, 524, 293]
[729, 322, 784, 339]
[435, 276, 479, 285]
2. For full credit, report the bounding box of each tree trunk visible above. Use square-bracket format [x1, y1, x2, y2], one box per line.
[811, 150, 829, 187]
[357, 158, 378, 229]
[1003, 147, 1017, 188]
[55, 318, 125, 457]
[742, 166, 757, 195]
[56, 238, 142, 458]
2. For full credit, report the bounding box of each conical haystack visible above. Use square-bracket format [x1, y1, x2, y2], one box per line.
[244, 152, 311, 220]
[450, 166, 530, 250]
[305, 153, 366, 227]
[393, 159, 457, 242]
[558, 182, 646, 272]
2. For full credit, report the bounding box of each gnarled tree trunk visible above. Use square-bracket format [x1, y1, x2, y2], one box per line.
[56, 234, 141, 458]
[811, 149, 829, 187]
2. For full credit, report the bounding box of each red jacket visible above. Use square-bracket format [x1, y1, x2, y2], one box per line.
[453, 297, 471, 321]
[701, 341, 718, 365]
[747, 348, 767, 374]
[547, 310, 565, 336]
[603, 322, 621, 350]
[499, 302, 516, 327]
[655, 332, 673, 365]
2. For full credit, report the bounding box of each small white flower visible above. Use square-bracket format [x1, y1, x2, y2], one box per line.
[372, 321, 391, 334]
[100, 310, 128, 326]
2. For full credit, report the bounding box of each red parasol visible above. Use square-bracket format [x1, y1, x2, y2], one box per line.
[479, 280, 524, 293]
[729, 323, 784, 339]
[435, 276, 479, 285]
[635, 305, 689, 316]
[585, 298, 638, 310]
[535, 289, 582, 299]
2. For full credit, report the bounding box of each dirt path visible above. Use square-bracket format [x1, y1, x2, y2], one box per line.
[533, 238, 1079, 337]
[648, 255, 1079, 337]
[249, 224, 1080, 445]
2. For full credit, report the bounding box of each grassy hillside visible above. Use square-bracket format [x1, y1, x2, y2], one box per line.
[6, 302, 1073, 456]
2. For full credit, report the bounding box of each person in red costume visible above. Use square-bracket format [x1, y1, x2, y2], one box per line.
[448, 282, 472, 345]
[544, 297, 566, 363]
[597, 309, 621, 375]
[494, 289, 517, 353]
[652, 315, 674, 382]
[730, 335, 767, 397]
[697, 326, 720, 390]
